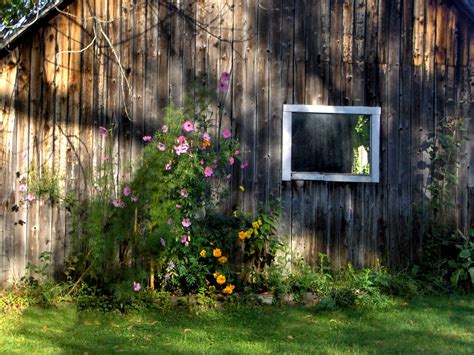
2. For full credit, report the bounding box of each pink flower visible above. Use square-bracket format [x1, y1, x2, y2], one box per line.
[180, 188, 189, 198]
[222, 129, 232, 139]
[131, 196, 137, 202]
[229, 157, 235, 166]
[18, 184, 27, 192]
[176, 204, 182, 209]
[158, 143, 166, 151]
[174, 142, 189, 155]
[204, 167, 213, 177]
[202, 132, 211, 141]
[218, 81, 229, 92]
[177, 135, 187, 143]
[182, 120, 194, 133]
[99, 126, 108, 137]
[162, 125, 168, 133]
[112, 199, 125, 208]
[182, 218, 191, 228]
[180, 234, 189, 247]
[220, 71, 231, 82]
[123, 186, 131, 196]
[143, 135, 153, 142]
[240, 160, 249, 169]
[200, 159, 205, 165]
[234, 149, 240, 155]
[26, 193, 36, 202]
[133, 281, 141, 292]
[212, 159, 218, 169]
[167, 218, 173, 225]
[224, 174, 232, 181]
[165, 162, 173, 170]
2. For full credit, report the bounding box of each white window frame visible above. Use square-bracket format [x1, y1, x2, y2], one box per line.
[282, 105, 381, 183]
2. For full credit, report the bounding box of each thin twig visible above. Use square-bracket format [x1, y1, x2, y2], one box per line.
[55, 31, 96, 61]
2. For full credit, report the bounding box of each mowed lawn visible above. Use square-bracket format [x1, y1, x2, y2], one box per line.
[0, 295, 472, 354]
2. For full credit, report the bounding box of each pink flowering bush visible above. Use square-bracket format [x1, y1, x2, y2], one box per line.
[70, 88, 245, 298]
[129, 91, 242, 293]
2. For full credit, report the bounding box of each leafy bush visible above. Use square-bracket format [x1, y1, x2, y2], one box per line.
[253, 247, 422, 309]
[0, 252, 71, 312]
[68, 83, 243, 304]
[448, 229, 474, 289]
[420, 117, 472, 291]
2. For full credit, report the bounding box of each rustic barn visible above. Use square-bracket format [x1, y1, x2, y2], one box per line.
[1, 0, 473, 283]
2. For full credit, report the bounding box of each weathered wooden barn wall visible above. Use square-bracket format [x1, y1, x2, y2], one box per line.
[1, 0, 473, 283]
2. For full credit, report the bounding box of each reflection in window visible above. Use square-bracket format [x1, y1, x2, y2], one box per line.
[292, 113, 371, 175]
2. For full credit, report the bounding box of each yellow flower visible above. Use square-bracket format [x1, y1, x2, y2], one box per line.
[223, 284, 235, 295]
[218, 256, 228, 264]
[238, 231, 248, 240]
[216, 274, 226, 285]
[200, 249, 207, 257]
[213, 248, 222, 257]
[213, 271, 220, 278]
[252, 221, 260, 229]
[246, 228, 253, 236]
[258, 219, 263, 226]
[202, 139, 211, 148]
[239, 185, 245, 191]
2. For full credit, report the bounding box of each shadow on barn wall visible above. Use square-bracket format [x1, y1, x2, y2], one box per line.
[1, 0, 473, 283]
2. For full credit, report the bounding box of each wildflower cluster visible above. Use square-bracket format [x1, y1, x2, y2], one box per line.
[69, 81, 249, 299]
[198, 247, 234, 295]
[236, 211, 279, 267]
[211, 271, 235, 295]
[127, 85, 247, 294]
[132, 93, 242, 255]
[17, 181, 36, 203]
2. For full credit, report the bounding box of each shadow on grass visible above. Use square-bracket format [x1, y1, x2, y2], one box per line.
[3, 296, 473, 353]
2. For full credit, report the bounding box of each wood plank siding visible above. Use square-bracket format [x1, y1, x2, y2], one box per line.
[1, 0, 473, 282]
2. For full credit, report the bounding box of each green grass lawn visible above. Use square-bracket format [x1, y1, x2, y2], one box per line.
[0, 295, 472, 354]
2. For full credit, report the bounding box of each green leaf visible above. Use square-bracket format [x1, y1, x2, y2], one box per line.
[469, 268, 474, 284]
[459, 249, 471, 259]
[450, 269, 461, 286]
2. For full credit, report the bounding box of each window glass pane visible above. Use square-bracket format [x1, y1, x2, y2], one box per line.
[291, 113, 371, 174]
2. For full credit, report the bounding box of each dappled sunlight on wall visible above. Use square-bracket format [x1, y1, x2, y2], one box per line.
[0, 0, 473, 282]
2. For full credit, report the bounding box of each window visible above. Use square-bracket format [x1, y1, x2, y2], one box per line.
[282, 105, 381, 182]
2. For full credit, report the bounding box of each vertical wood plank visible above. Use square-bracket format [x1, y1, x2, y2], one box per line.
[268, 0, 282, 203]
[132, 0, 145, 161]
[278, 0, 294, 240]
[411, 0, 425, 261]
[386, 0, 401, 266]
[40, 21, 57, 276]
[240, 0, 257, 215]
[255, 0, 270, 210]
[119, 0, 133, 180]
[63, 1, 83, 271]
[1, 52, 19, 282]
[399, 0, 413, 262]
[13, 43, 31, 280]
[53, 8, 71, 271]
[169, 0, 183, 107]
[420, 0, 437, 252]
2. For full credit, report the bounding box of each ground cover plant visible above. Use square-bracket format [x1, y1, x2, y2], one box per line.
[0, 295, 472, 354]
